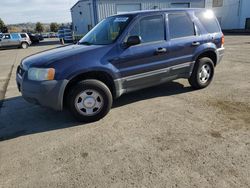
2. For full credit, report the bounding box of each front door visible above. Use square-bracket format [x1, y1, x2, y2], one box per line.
[1, 34, 11, 47]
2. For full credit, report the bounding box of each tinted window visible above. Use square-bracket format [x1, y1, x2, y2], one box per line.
[128, 15, 165, 43]
[20, 34, 27, 38]
[196, 12, 221, 33]
[168, 13, 195, 39]
[11, 33, 20, 39]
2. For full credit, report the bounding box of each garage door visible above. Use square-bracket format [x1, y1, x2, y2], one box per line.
[171, 3, 190, 8]
[116, 4, 141, 14]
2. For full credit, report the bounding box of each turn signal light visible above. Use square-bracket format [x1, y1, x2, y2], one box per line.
[221, 34, 225, 46]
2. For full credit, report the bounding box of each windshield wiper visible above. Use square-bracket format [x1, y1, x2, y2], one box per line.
[78, 41, 93, 45]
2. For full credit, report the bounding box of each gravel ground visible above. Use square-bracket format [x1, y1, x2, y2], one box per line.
[0, 36, 250, 188]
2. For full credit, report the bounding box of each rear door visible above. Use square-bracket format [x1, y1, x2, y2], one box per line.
[115, 14, 170, 91]
[166, 12, 203, 76]
[10, 33, 21, 46]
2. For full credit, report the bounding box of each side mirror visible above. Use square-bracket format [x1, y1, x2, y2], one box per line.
[126, 36, 141, 47]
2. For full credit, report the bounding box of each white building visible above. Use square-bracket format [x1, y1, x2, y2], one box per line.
[206, 0, 250, 30]
[71, 0, 250, 35]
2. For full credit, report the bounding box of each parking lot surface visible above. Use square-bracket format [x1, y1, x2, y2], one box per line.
[0, 36, 250, 188]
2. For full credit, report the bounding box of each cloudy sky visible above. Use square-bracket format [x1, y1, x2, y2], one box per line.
[0, 0, 78, 24]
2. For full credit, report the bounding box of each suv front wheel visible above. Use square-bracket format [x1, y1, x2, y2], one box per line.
[188, 57, 214, 89]
[68, 79, 113, 122]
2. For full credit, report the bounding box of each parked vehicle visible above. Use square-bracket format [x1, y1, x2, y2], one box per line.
[48, 33, 57, 38]
[27, 33, 40, 43]
[16, 9, 225, 122]
[0, 33, 31, 49]
[42, 33, 49, 38]
[37, 34, 44, 41]
[0, 33, 3, 38]
[58, 28, 73, 43]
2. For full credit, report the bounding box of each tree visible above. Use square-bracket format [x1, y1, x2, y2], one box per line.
[35, 22, 44, 33]
[0, 18, 8, 33]
[50, 22, 59, 32]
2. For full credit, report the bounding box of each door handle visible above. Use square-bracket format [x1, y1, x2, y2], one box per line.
[192, 41, 200, 46]
[155, 47, 167, 55]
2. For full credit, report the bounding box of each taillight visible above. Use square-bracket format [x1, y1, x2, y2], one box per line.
[221, 34, 225, 47]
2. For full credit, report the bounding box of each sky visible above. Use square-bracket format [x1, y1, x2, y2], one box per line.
[0, 0, 79, 24]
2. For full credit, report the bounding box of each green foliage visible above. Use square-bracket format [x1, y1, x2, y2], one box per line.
[0, 18, 8, 33]
[35, 22, 44, 33]
[50, 22, 59, 32]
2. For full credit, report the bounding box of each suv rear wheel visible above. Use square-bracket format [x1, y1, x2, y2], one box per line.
[68, 79, 113, 122]
[21, 42, 28, 49]
[188, 57, 214, 89]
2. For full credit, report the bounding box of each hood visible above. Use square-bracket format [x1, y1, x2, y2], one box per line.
[21, 44, 106, 69]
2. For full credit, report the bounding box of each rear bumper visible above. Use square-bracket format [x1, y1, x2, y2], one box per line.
[16, 70, 68, 111]
[216, 47, 225, 65]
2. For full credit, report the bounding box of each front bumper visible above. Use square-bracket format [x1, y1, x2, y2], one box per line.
[16, 66, 68, 111]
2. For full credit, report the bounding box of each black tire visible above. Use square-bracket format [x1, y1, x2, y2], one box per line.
[21, 42, 28, 49]
[188, 57, 214, 89]
[68, 79, 113, 122]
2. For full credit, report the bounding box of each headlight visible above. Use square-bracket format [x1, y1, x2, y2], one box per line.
[28, 68, 55, 81]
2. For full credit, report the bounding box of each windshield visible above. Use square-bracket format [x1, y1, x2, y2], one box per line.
[79, 16, 132, 45]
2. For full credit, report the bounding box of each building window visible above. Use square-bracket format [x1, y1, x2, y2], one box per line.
[171, 3, 190, 8]
[213, 0, 223, 7]
[116, 4, 141, 14]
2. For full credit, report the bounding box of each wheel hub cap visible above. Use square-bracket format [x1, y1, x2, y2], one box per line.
[75, 89, 103, 116]
[199, 64, 211, 84]
[83, 97, 96, 108]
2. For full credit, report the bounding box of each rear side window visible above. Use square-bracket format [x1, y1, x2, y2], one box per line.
[11, 33, 20, 39]
[196, 12, 221, 33]
[128, 15, 165, 43]
[168, 13, 195, 39]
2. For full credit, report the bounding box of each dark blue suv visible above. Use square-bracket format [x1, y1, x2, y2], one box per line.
[16, 9, 225, 122]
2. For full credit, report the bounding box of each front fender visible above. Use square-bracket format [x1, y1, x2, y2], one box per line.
[65, 66, 118, 81]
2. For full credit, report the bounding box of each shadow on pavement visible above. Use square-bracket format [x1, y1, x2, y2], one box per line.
[0, 81, 193, 142]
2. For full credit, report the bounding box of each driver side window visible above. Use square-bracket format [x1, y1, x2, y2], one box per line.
[126, 15, 165, 44]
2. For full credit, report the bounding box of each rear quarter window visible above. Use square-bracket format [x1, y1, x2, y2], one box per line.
[20, 34, 27, 38]
[196, 12, 221, 33]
